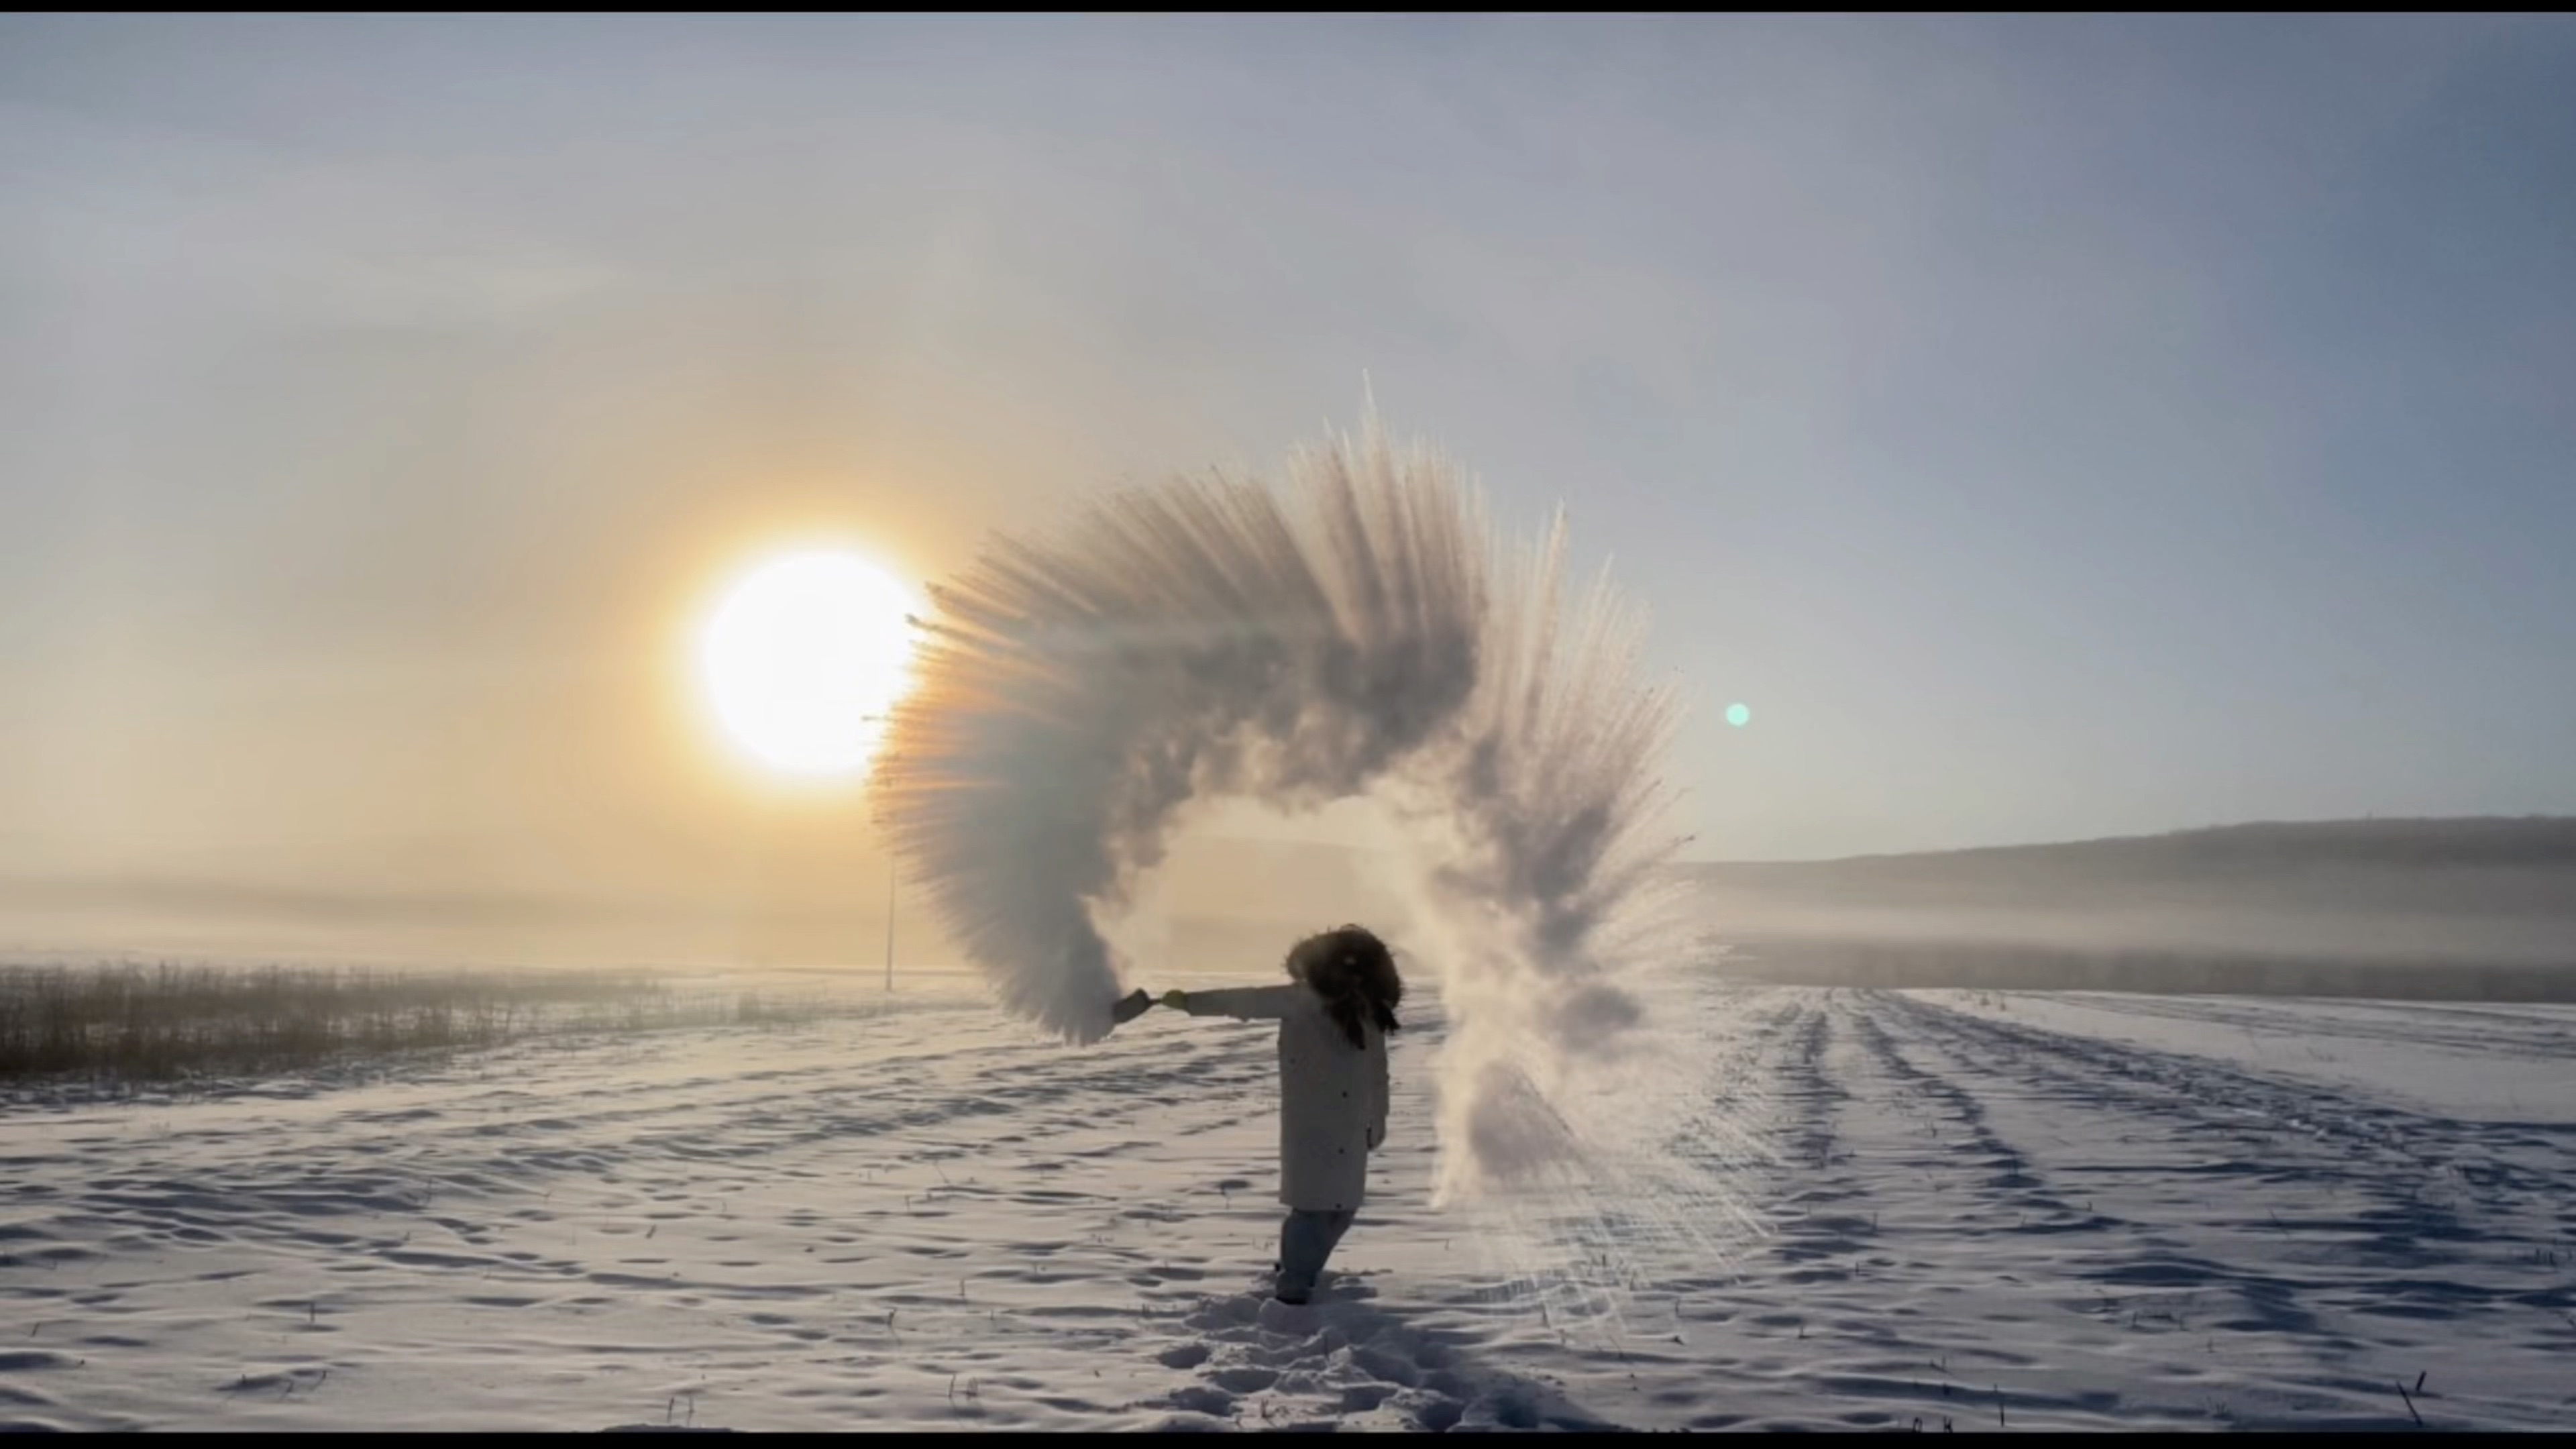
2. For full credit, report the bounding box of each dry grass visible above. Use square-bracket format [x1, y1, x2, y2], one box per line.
[0, 962, 870, 1084]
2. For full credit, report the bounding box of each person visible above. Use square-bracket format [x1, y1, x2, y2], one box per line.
[1130, 925, 1401, 1305]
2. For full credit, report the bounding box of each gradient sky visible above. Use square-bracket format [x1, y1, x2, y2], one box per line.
[4, 16, 2573, 965]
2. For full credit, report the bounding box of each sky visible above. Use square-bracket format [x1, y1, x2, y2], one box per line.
[3, 15, 2573, 967]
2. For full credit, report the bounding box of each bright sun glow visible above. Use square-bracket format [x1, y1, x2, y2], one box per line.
[696, 547, 922, 779]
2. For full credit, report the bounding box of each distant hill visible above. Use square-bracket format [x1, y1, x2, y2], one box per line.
[1680, 817, 2576, 918]
[1681, 817, 2576, 997]
[1695, 816, 2576, 877]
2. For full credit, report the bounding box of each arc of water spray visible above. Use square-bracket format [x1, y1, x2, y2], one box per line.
[869, 412, 1707, 1209]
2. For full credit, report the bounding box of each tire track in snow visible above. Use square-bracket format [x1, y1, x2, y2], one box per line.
[2015, 991, 2576, 1066]
[1880, 993, 2576, 1361]
[1712, 991, 2210, 1430]
[1847, 991, 2353, 1358]
[1823, 991, 2576, 1430]
[1888, 993, 2566, 1205]
[1841, 1001, 2105, 1234]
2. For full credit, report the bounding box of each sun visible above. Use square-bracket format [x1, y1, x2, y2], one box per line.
[695, 547, 922, 780]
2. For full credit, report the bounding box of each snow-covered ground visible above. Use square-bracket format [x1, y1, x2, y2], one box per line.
[3, 975, 2571, 1430]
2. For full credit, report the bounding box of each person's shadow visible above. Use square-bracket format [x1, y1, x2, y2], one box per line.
[1145, 1270, 1630, 1432]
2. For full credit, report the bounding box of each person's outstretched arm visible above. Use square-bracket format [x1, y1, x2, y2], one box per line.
[1108, 988, 1153, 1029]
[1162, 985, 1299, 1020]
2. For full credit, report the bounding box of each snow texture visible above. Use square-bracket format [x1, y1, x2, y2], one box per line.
[4, 975, 2571, 1431]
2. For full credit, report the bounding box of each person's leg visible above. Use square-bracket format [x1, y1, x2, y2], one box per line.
[1318, 1209, 1357, 1295]
[1275, 1209, 1359, 1303]
[1275, 1210, 1336, 1303]
[1321, 1208, 1356, 1259]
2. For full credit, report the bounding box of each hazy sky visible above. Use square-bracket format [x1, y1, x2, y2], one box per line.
[4, 16, 2573, 965]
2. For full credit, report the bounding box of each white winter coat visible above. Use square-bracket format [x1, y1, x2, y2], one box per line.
[1182, 984, 1389, 1212]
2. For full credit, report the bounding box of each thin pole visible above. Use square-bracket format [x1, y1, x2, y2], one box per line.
[867, 712, 896, 994]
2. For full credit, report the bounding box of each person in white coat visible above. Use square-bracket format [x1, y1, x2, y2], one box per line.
[1139, 924, 1401, 1305]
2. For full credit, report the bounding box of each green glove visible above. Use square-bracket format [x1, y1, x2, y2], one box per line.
[1161, 989, 1188, 1011]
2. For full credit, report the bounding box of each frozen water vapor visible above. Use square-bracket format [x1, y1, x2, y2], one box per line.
[872, 415, 1695, 1202]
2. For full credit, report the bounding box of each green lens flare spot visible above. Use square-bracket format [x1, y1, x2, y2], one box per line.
[1726, 702, 1751, 729]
